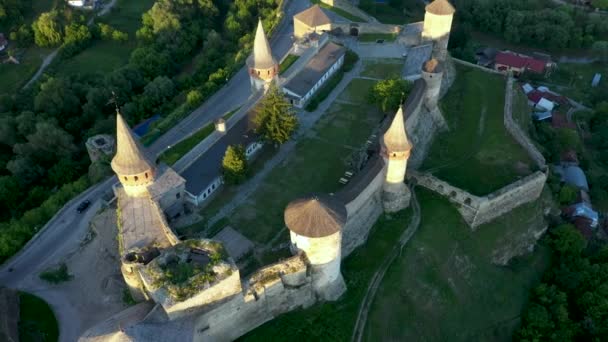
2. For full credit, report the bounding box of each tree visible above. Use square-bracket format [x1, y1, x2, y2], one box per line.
[32, 11, 63, 47]
[254, 83, 298, 146]
[559, 185, 578, 205]
[222, 144, 247, 185]
[368, 78, 413, 113]
[592, 41, 608, 62]
[186, 89, 203, 108]
[592, 0, 608, 10]
[550, 224, 587, 258]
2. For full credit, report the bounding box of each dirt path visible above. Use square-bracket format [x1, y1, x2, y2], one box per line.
[351, 187, 421, 342]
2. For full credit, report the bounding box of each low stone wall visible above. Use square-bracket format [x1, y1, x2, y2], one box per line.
[409, 170, 547, 229]
[193, 254, 315, 341]
[452, 58, 503, 75]
[504, 77, 547, 169]
[322, 0, 377, 23]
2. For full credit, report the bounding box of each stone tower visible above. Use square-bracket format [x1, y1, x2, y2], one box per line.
[421, 58, 443, 110]
[111, 112, 156, 197]
[382, 106, 412, 212]
[284, 194, 347, 301]
[247, 19, 279, 93]
[421, 0, 455, 62]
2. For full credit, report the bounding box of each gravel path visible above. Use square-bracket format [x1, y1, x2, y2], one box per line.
[351, 186, 421, 342]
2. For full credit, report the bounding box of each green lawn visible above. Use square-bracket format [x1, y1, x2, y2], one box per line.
[336, 78, 376, 104]
[158, 122, 215, 165]
[18, 292, 59, 342]
[421, 64, 536, 195]
[360, 59, 403, 79]
[358, 33, 397, 43]
[364, 188, 550, 341]
[239, 210, 414, 341]
[53, 40, 135, 77]
[544, 62, 608, 106]
[360, 3, 424, 25]
[312, 0, 367, 22]
[0, 47, 50, 94]
[279, 54, 299, 74]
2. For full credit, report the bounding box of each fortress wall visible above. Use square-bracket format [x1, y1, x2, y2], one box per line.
[504, 87, 547, 169]
[472, 171, 547, 228]
[194, 255, 315, 342]
[404, 80, 439, 169]
[149, 199, 180, 246]
[338, 158, 386, 258]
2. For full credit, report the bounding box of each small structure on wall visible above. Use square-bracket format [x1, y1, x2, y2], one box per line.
[421, 0, 455, 62]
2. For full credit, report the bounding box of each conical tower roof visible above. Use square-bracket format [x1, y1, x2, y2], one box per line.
[285, 193, 347, 238]
[111, 112, 155, 176]
[383, 106, 412, 153]
[425, 0, 455, 15]
[251, 19, 277, 70]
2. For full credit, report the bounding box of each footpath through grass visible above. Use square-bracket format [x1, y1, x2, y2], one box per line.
[239, 209, 413, 341]
[422, 64, 535, 195]
[364, 188, 550, 341]
[19, 292, 59, 342]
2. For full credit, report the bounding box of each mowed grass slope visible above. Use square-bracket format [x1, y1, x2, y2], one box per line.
[422, 64, 535, 195]
[239, 210, 414, 341]
[364, 188, 550, 342]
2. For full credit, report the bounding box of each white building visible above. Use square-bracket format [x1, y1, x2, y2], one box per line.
[282, 41, 346, 108]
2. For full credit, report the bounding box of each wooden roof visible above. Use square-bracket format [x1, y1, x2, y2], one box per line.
[284, 193, 347, 238]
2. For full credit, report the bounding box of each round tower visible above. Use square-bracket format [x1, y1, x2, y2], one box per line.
[421, 0, 455, 62]
[285, 194, 347, 300]
[382, 106, 412, 213]
[247, 19, 279, 93]
[111, 112, 156, 197]
[421, 58, 444, 110]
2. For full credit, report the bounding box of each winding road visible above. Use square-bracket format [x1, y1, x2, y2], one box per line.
[351, 186, 421, 342]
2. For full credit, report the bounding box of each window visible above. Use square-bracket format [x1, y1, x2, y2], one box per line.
[257, 70, 260, 76]
[176, 193, 181, 199]
[212, 184, 216, 190]
[134, 176, 138, 181]
[124, 176, 128, 181]
[145, 173, 148, 179]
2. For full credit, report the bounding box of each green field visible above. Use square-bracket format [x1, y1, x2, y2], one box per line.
[336, 78, 376, 104]
[364, 188, 550, 341]
[239, 210, 414, 341]
[197, 79, 382, 251]
[18, 292, 59, 342]
[0, 47, 50, 94]
[279, 54, 299, 74]
[422, 64, 536, 195]
[360, 59, 404, 79]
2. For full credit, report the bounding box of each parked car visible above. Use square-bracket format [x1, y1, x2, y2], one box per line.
[77, 200, 91, 213]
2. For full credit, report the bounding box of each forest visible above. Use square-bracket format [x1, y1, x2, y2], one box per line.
[0, 0, 282, 262]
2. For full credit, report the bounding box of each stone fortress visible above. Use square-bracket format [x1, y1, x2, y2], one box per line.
[81, 1, 547, 340]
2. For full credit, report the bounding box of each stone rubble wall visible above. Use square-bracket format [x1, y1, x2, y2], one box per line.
[193, 254, 315, 341]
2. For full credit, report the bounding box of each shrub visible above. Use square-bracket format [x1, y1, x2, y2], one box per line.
[39, 263, 73, 284]
[222, 145, 248, 185]
[186, 89, 203, 108]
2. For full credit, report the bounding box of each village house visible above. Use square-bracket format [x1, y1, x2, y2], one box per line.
[494, 51, 553, 76]
[67, 0, 99, 9]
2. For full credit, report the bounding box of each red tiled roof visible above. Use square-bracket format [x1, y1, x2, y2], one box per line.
[527, 90, 543, 104]
[495, 52, 546, 74]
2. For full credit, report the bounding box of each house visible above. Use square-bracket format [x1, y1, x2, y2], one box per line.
[67, 0, 99, 9]
[554, 164, 589, 192]
[0, 33, 7, 52]
[592, 73, 602, 87]
[522, 83, 534, 94]
[475, 47, 498, 67]
[494, 51, 549, 76]
[293, 5, 337, 39]
[562, 202, 599, 228]
[536, 98, 554, 112]
[527, 88, 567, 110]
[532, 111, 552, 121]
[282, 41, 346, 108]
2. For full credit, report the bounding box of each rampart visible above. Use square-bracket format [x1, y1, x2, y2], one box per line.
[409, 170, 547, 229]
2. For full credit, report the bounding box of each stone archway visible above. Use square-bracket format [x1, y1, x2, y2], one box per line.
[350, 27, 359, 36]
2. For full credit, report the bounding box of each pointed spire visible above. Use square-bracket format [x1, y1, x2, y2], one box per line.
[111, 111, 155, 176]
[252, 19, 277, 70]
[383, 106, 412, 153]
[425, 0, 455, 16]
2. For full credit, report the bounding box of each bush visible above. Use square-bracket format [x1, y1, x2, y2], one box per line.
[343, 49, 359, 72]
[39, 263, 73, 284]
[222, 145, 248, 185]
[186, 89, 203, 108]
